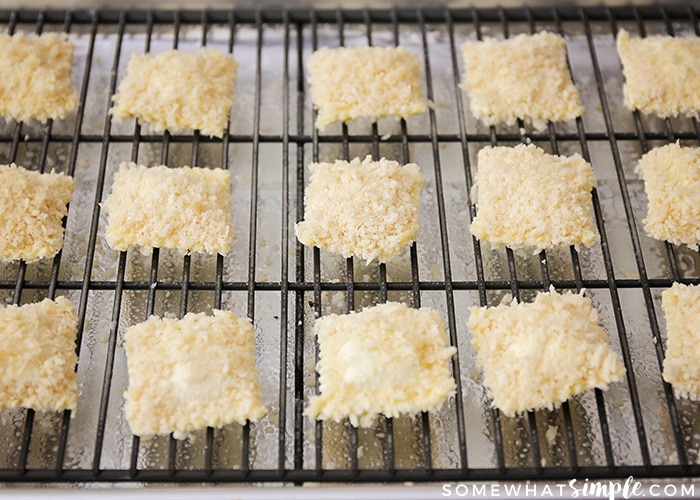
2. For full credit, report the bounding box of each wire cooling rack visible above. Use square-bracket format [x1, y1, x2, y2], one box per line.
[0, 5, 699, 484]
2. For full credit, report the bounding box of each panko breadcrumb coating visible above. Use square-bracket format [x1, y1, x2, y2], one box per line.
[307, 302, 456, 427]
[111, 48, 237, 137]
[460, 32, 583, 128]
[617, 29, 700, 117]
[102, 163, 233, 255]
[0, 164, 74, 262]
[295, 156, 424, 263]
[0, 297, 78, 412]
[307, 46, 427, 130]
[0, 33, 78, 122]
[124, 310, 266, 438]
[468, 288, 625, 415]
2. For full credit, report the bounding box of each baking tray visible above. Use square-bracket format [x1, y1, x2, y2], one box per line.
[0, 5, 699, 486]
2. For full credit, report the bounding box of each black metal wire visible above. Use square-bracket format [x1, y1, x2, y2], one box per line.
[363, 8, 397, 475]
[332, 11, 362, 478]
[308, 9, 324, 476]
[389, 6, 434, 472]
[2, 277, 699, 294]
[4, 130, 700, 146]
[417, 8, 469, 473]
[292, 10, 306, 478]
[1, 464, 699, 483]
[1, 5, 699, 485]
[623, 5, 689, 469]
[77, 10, 126, 477]
[279, 7, 292, 478]
[0, 6, 695, 26]
[497, 7, 544, 474]
[128, 10, 154, 477]
[585, 7, 658, 468]
[545, 6, 582, 474]
[14, 10, 58, 476]
[446, 8, 495, 474]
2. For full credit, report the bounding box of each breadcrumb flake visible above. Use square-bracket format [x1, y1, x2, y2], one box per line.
[0, 33, 78, 123]
[467, 288, 626, 415]
[635, 143, 700, 248]
[460, 32, 583, 128]
[306, 302, 456, 427]
[102, 163, 233, 255]
[295, 156, 424, 263]
[617, 29, 700, 117]
[307, 46, 428, 130]
[470, 144, 598, 252]
[0, 297, 79, 412]
[124, 310, 267, 438]
[0, 164, 75, 262]
[111, 48, 237, 137]
[662, 283, 700, 399]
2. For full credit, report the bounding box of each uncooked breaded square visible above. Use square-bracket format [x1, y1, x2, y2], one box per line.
[295, 156, 424, 263]
[460, 32, 583, 128]
[307, 46, 428, 130]
[470, 144, 598, 252]
[467, 288, 625, 415]
[0, 164, 75, 262]
[617, 30, 700, 117]
[102, 163, 233, 255]
[662, 283, 700, 399]
[0, 33, 78, 123]
[306, 302, 456, 427]
[111, 48, 237, 137]
[0, 297, 78, 411]
[124, 310, 266, 438]
[636, 143, 700, 248]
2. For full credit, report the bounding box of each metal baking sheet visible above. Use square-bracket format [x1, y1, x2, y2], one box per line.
[0, 5, 698, 485]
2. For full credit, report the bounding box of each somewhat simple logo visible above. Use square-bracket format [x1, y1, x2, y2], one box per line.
[441, 477, 695, 498]
[569, 476, 642, 499]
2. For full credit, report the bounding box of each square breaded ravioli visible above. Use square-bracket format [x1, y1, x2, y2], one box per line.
[636, 143, 700, 248]
[306, 302, 456, 427]
[617, 30, 700, 117]
[307, 46, 428, 130]
[460, 32, 583, 128]
[467, 289, 625, 415]
[0, 164, 75, 262]
[102, 163, 233, 255]
[470, 144, 598, 252]
[124, 310, 266, 437]
[662, 283, 700, 399]
[295, 156, 424, 263]
[0, 297, 78, 411]
[111, 48, 236, 137]
[0, 33, 78, 123]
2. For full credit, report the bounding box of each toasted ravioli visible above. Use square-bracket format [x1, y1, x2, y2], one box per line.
[111, 48, 237, 137]
[306, 302, 456, 428]
[0, 297, 78, 412]
[661, 283, 700, 399]
[295, 156, 424, 263]
[460, 32, 583, 128]
[636, 143, 700, 248]
[470, 144, 598, 252]
[307, 46, 427, 130]
[0, 33, 78, 122]
[617, 30, 700, 117]
[468, 288, 625, 415]
[124, 310, 266, 438]
[0, 164, 74, 262]
[102, 163, 233, 255]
